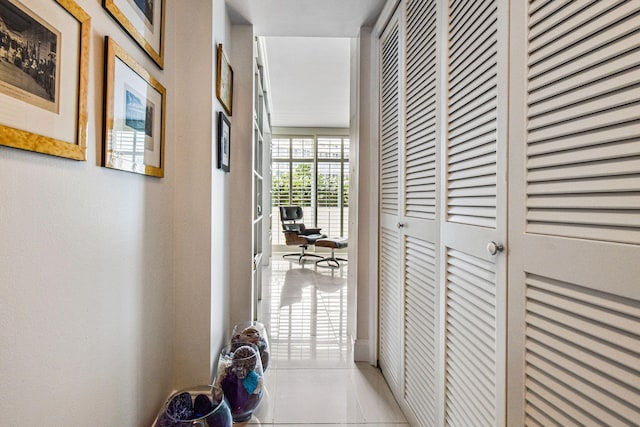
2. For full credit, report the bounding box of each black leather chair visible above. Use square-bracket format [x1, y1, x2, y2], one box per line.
[279, 206, 326, 262]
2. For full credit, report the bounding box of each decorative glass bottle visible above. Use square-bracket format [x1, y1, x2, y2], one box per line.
[231, 321, 270, 372]
[215, 344, 265, 422]
[153, 385, 232, 427]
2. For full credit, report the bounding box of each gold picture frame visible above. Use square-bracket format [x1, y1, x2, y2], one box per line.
[0, 0, 90, 160]
[103, 0, 165, 69]
[216, 43, 233, 116]
[103, 37, 166, 177]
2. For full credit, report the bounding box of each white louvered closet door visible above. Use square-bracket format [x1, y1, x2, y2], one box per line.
[378, 6, 404, 396]
[508, 1, 640, 425]
[441, 0, 508, 426]
[402, 0, 440, 426]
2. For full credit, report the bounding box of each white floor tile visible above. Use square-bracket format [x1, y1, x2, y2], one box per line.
[249, 255, 407, 426]
[272, 369, 365, 424]
[266, 424, 409, 427]
[350, 364, 407, 423]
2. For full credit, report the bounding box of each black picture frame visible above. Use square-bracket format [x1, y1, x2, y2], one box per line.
[217, 111, 230, 172]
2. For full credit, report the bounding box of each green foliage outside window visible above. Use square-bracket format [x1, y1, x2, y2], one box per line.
[272, 163, 349, 208]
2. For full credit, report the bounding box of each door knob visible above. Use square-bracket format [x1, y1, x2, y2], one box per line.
[397, 222, 405, 229]
[487, 241, 504, 255]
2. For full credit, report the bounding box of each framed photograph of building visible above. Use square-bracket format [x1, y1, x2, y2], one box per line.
[0, 0, 90, 160]
[103, 0, 165, 69]
[216, 44, 233, 116]
[103, 37, 165, 177]
[217, 111, 230, 172]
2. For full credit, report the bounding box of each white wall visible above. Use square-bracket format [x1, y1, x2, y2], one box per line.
[211, 0, 234, 381]
[162, 0, 236, 392]
[228, 25, 255, 327]
[0, 0, 175, 425]
[352, 28, 376, 363]
[0, 0, 239, 425]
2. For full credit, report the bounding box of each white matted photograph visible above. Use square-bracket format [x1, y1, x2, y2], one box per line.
[0, 0, 89, 160]
[217, 111, 230, 172]
[103, 37, 165, 177]
[104, 0, 165, 68]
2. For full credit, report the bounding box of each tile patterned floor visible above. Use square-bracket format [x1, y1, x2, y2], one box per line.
[237, 255, 408, 426]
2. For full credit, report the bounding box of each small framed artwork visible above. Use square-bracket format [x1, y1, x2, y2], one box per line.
[217, 111, 230, 172]
[216, 44, 233, 116]
[0, 0, 90, 160]
[103, 37, 166, 177]
[103, 0, 165, 69]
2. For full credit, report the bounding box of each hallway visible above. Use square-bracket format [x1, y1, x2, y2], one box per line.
[242, 255, 408, 426]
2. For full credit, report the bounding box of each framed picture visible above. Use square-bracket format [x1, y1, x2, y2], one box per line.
[217, 111, 230, 172]
[103, 36, 165, 177]
[0, 0, 90, 160]
[103, 0, 165, 69]
[216, 44, 233, 116]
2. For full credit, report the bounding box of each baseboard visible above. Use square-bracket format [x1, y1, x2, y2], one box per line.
[354, 338, 372, 363]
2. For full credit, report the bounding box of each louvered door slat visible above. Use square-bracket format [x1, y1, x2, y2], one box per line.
[526, 328, 637, 391]
[448, 350, 494, 406]
[528, 193, 640, 209]
[531, 1, 632, 48]
[529, 52, 640, 105]
[528, 175, 640, 194]
[449, 56, 496, 110]
[529, 0, 580, 31]
[525, 387, 580, 427]
[528, 104, 638, 143]
[529, 158, 640, 182]
[446, 359, 494, 425]
[528, 139, 640, 168]
[530, 2, 639, 65]
[529, 26, 639, 88]
[529, 69, 640, 120]
[446, 247, 498, 426]
[529, 88, 640, 132]
[526, 314, 638, 373]
[404, 236, 437, 426]
[405, 0, 437, 222]
[526, 345, 640, 411]
[447, 0, 499, 229]
[379, 226, 402, 386]
[524, 274, 640, 425]
[449, 0, 495, 55]
[380, 20, 400, 216]
[526, 2, 640, 244]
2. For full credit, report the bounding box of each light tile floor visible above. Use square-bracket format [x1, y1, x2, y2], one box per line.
[238, 255, 408, 426]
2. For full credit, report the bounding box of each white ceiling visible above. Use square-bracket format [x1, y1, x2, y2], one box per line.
[264, 37, 351, 128]
[226, 0, 386, 128]
[226, 0, 386, 37]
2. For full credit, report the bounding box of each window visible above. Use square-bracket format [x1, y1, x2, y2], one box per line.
[272, 135, 349, 245]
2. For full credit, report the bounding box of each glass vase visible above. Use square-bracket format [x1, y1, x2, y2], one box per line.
[153, 385, 232, 427]
[231, 321, 270, 372]
[214, 344, 265, 422]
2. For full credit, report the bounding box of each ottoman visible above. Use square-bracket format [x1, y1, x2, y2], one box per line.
[315, 238, 348, 268]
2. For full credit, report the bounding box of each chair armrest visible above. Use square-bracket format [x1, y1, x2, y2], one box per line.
[300, 227, 322, 235]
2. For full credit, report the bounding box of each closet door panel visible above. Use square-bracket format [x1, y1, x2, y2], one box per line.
[378, 9, 404, 394]
[509, 1, 640, 425]
[443, 0, 507, 425]
[402, 1, 441, 426]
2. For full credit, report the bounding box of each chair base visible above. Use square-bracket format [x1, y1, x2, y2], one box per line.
[282, 245, 323, 263]
[315, 248, 348, 268]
